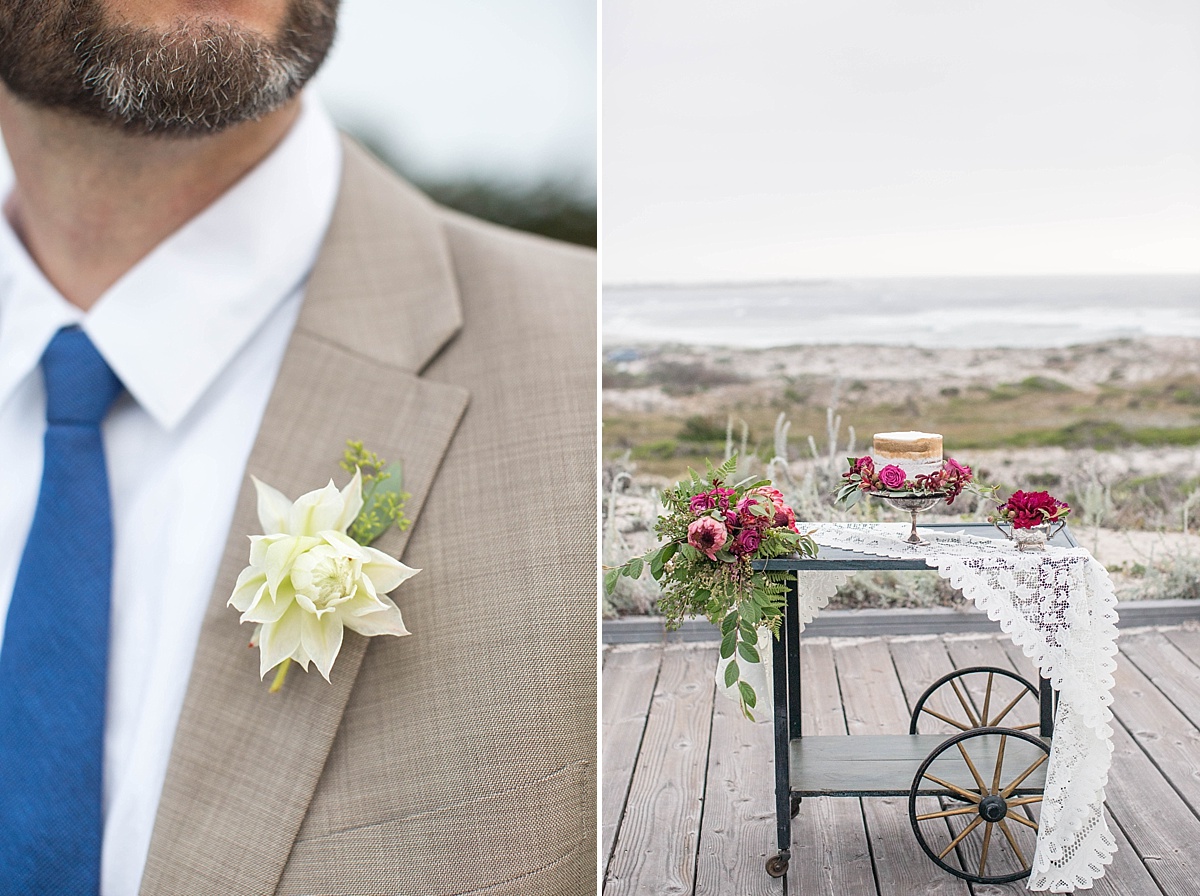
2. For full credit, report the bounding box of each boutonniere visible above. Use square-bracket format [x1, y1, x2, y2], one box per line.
[228, 442, 416, 692]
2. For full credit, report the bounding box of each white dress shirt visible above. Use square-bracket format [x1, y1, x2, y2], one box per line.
[0, 97, 342, 895]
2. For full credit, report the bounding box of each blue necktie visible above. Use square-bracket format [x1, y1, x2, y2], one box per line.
[0, 327, 123, 895]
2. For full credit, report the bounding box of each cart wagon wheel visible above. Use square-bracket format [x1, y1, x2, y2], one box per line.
[909, 726, 1050, 884]
[909, 666, 1038, 735]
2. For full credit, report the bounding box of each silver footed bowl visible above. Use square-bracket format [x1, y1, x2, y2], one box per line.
[871, 491, 948, 545]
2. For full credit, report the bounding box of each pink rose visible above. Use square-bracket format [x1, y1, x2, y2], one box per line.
[736, 495, 773, 530]
[689, 490, 717, 513]
[687, 516, 729, 559]
[878, 464, 907, 490]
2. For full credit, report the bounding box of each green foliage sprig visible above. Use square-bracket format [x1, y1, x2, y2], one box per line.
[341, 440, 412, 545]
[604, 456, 817, 719]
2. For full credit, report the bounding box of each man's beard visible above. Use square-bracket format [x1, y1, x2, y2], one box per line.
[0, 0, 339, 135]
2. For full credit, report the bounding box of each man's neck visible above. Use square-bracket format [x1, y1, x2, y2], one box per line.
[0, 87, 300, 311]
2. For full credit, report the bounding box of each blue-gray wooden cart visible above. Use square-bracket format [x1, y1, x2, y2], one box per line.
[755, 522, 1072, 884]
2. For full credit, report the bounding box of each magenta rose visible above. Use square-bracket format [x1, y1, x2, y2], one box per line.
[687, 516, 729, 560]
[689, 490, 717, 514]
[878, 464, 907, 490]
[732, 527, 762, 556]
[712, 486, 736, 511]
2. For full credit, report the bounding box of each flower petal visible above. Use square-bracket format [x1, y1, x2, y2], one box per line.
[263, 535, 321, 595]
[242, 580, 297, 625]
[258, 602, 304, 679]
[289, 479, 347, 536]
[228, 566, 265, 611]
[253, 477, 294, 535]
[301, 610, 344, 681]
[361, 546, 420, 594]
[320, 528, 367, 560]
[336, 467, 364, 534]
[344, 594, 410, 638]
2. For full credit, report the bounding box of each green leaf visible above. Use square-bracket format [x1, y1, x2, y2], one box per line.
[660, 542, 678, 565]
[738, 680, 757, 709]
[738, 642, 761, 664]
[724, 660, 740, 688]
[627, 557, 644, 579]
[604, 568, 620, 594]
[720, 612, 739, 635]
[720, 630, 737, 659]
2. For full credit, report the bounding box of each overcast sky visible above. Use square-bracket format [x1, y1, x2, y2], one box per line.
[315, 0, 596, 190]
[603, 1, 1200, 283]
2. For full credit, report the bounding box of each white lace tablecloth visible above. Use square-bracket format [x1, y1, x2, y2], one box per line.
[716, 522, 1119, 892]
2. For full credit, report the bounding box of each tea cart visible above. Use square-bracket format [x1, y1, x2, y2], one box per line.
[755, 522, 1075, 885]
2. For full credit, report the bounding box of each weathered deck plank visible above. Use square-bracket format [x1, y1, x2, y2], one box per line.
[787, 639, 877, 896]
[605, 645, 717, 896]
[1120, 630, 1200, 732]
[602, 645, 664, 873]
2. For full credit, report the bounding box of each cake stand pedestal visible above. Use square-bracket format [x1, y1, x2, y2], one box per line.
[872, 492, 947, 546]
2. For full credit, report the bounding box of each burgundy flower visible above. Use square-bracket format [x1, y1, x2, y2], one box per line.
[878, 464, 907, 490]
[999, 490, 1070, 529]
[687, 516, 729, 560]
[754, 485, 799, 533]
[689, 490, 717, 514]
[945, 457, 971, 478]
[849, 456, 875, 476]
[732, 527, 762, 556]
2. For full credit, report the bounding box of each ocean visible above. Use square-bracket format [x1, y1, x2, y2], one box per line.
[603, 275, 1200, 349]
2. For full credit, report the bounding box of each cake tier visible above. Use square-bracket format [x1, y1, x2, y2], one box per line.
[873, 431, 943, 464]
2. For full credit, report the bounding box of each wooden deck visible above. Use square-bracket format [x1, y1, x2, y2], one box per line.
[603, 625, 1200, 896]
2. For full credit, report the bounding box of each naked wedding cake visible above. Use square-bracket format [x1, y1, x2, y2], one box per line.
[872, 431, 943, 478]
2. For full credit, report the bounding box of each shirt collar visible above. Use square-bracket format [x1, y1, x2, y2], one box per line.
[0, 95, 342, 430]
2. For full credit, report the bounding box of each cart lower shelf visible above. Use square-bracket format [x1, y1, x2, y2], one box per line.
[791, 734, 1050, 797]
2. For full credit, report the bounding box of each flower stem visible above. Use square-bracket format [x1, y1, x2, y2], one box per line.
[269, 658, 292, 693]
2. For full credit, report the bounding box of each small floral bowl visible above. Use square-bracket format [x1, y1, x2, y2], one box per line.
[992, 519, 1067, 552]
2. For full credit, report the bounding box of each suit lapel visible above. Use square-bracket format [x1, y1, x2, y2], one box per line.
[140, 141, 469, 895]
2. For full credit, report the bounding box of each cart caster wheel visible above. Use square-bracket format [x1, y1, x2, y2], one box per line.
[909, 726, 1049, 884]
[789, 794, 802, 818]
[765, 854, 789, 878]
[910, 666, 1038, 735]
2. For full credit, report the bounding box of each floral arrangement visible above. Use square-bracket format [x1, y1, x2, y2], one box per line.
[990, 490, 1071, 530]
[835, 455, 980, 507]
[604, 457, 817, 718]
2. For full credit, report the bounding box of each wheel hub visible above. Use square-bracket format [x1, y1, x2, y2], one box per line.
[978, 794, 1008, 822]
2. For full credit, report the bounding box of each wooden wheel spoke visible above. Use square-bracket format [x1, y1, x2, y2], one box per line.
[950, 679, 981, 727]
[1013, 722, 1041, 730]
[957, 740, 990, 795]
[991, 733, 1007, 794]
[979, 821, 994, 877]
[981, 672, 994, 734]
[916, 804, 980, 821]
[920, 706, 971, 731]
[1007, 811, 1039, 831]
[1002, 753, 1048, 797]
[938, 815, 984, 860]
[998, 818, 1028, 868]
[987, 688, 1031, 727]
[923, 773, 982, 803]
[1007, 795, 1044, 808]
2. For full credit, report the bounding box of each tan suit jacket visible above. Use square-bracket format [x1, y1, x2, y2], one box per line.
[137, 140, 597, 895]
